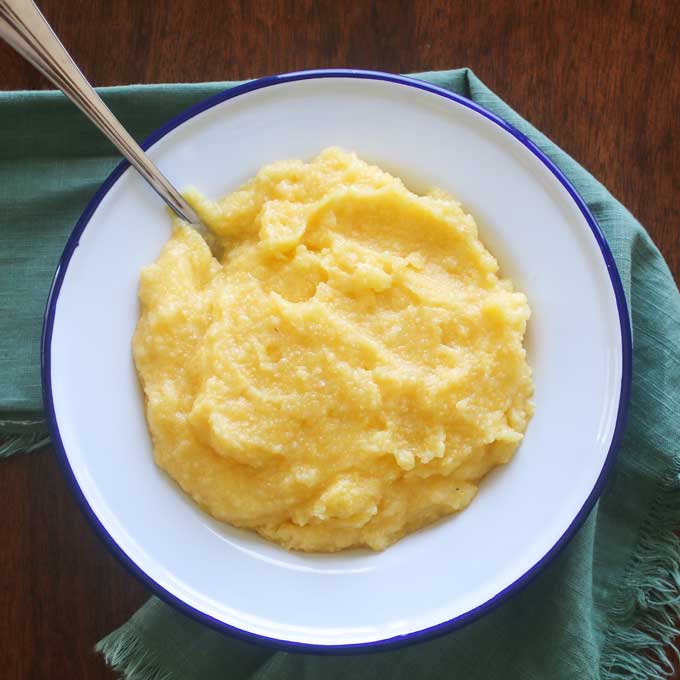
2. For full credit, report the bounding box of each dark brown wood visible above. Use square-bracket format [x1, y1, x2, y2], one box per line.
[1, 450, 147, 679]
[1, 1, 678, 677]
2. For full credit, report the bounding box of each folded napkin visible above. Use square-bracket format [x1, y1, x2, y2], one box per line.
[1, 69, 679, 680]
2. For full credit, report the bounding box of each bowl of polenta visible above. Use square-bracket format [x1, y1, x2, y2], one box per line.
[42, 70, 631, 650]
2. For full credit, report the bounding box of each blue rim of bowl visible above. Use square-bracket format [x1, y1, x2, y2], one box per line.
[41, 68, 632, 653]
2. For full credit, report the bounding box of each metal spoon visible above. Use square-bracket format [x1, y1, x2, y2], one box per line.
[0, 0, 218, 253]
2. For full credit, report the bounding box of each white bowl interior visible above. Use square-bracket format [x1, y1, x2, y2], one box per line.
[48, 76, 624, 646]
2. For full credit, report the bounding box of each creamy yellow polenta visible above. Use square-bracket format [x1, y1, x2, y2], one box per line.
[133, 147, 534, 552]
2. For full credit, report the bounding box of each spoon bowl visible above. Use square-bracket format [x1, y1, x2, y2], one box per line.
[41, 70, 631, 650]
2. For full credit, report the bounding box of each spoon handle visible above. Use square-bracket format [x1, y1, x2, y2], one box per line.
[0, 0, 201, 225]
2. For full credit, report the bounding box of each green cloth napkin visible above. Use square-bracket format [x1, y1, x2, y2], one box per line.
[1, 69, 679, 680]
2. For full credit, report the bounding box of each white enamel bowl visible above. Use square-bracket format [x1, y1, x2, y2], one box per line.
[42, 70, 631, 651]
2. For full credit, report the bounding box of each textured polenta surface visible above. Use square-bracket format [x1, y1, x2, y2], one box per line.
[133, 148, 534, 552]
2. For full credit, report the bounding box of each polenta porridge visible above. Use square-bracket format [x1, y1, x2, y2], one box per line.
[133, 148, 534, 552]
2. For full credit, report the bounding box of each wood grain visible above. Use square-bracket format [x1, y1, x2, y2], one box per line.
[1, 1, 678, 677]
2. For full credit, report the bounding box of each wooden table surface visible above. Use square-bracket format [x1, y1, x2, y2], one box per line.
[2, 1, 678, 678]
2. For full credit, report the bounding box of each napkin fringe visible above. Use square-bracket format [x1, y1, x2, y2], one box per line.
[96, 627, 177, 680]
[0, 427, 50, 457]
[601, 466, 680, 679]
